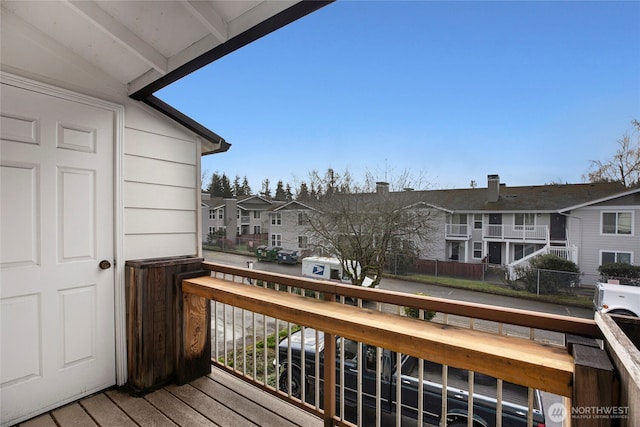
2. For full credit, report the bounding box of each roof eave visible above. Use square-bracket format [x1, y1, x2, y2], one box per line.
[129, 1, 334, 154]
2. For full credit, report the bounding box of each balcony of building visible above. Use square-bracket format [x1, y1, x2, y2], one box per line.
[21, 260, 639, 427]
[444, 223, 472, 240]
[484, 224, 549, 243]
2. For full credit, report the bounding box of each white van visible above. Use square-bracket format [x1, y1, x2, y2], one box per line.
[301, 256, 377, 288]
[301, 256, 360, 284]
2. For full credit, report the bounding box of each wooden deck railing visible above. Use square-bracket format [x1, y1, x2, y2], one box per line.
[178, 262, 612, 427]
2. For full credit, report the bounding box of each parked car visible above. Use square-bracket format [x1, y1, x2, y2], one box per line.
[277, 329, 546, 427]
[277, 249, 300, 265]
[256, 245, 282, 262]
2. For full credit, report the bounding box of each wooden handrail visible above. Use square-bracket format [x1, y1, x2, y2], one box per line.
[201, 261, 600, 338]
[183, 275, 574, 398]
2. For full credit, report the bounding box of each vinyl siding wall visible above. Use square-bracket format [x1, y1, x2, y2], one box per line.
[123, 106, 201, 260]
[569, 203, 640, 279]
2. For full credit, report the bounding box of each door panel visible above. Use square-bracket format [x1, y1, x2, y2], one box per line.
[550, 213, 567, 241]
[1, 83, 116, 425]
[488, 242, 502, 265]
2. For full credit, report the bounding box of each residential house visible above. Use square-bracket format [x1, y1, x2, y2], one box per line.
[0, 1, 332, 424]
[201, 194, 274, 245]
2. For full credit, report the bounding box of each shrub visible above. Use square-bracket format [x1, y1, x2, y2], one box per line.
[598, 263, 640, 285]
[520, 254, 580, 295]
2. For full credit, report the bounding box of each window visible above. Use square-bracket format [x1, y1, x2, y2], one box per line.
[237, 209, 240, 219]
[514, 244, 537, 260]
[474, 214, 483, 230]
[271, 213, 282, 225]
[271, 233, 282, 246]
[602, 212, 632, 235]
[253, 210, 261, 219]
[601, 251, 632, 264]
[218, 209, 223, 219]
[473, 242, 482, 259]
[208, 226, 215, 234]
[254, 225, 261, 234]
[452, 213, 467, 224]
[208, 209, 215, 220]
[515, 213, 535, 229]
[298, 212, 309, 225]
[298, 236, 308, 249]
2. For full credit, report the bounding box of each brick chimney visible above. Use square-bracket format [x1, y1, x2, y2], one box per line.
[376, 181, 389, 196]
[487, 174, 500, 202]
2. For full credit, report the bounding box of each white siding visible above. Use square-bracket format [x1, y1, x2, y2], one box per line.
[570, 205, 640, 279]
[123, 107, 200, 260]
[1, 16, 203, 261]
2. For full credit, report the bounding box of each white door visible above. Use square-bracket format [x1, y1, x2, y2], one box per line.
[1, 82, 116, 425]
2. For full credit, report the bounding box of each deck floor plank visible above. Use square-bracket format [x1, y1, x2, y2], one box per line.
[165, 383, 258, 427]
[105, 390, 178, 427]
[19, 414, 58, 427]
[50, 403, 98, 427]
[192, 377, 304, 427]
[204, 370, 322, 427]
[80, 393, 137, 427]
[17, 368, 319, 427]
[143, 388, 218, 427]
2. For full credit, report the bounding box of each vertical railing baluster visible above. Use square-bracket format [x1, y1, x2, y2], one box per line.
[496, 379, 503, 427]
[396, 351, 402, 426]
[357, 340, 363, 426]
[376, 346, 382, 427]
[527, 388, 534, 427]
[223, 303, 228, 366]
[301, 325, 306, 404]
[467, 371, 474, 427]
[441, 364, 448, 427]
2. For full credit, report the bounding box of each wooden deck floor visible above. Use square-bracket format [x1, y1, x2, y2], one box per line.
[18, 368, 322, 427]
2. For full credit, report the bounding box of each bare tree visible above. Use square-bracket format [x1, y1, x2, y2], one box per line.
[304, 169, 437, 287]
[583, 120, 640, 187]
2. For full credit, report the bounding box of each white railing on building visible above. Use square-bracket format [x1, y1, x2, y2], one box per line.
[484, 224, 548, 241]
[444, 223, 471, 239]
[506, 244, 578, 279]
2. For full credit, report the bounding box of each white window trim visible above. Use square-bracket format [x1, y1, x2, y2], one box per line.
[271, 233, 282, 246]
[473, 214, 483, 230]
[472, 241, 483, 259]
[271, 212, 282, 226]
[600, 211, 634, 236]
[599, 249, 634, 264]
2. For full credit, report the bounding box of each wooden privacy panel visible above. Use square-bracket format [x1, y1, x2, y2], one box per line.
[125, 256, 209, 392]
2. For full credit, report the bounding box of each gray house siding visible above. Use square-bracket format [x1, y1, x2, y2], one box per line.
[569, 203, 640, 280]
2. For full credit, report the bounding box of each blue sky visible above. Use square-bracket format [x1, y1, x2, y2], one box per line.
[158, 0, 640, 192]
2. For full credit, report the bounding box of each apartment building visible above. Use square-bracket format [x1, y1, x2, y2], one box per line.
[202, 175, 639, 279]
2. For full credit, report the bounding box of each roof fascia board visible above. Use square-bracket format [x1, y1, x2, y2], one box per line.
[274, 200, 316, 211]
[559, 187, 640, 213]
[141, 95, 230, 154]
[406, 201, 452, 214]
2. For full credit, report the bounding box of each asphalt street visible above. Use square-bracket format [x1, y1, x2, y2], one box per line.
[203, 250, 594, 319]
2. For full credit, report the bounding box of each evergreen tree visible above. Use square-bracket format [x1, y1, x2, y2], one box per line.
[208, 173, 223, 197]
[296, 182, 310, 201]
[274, 180, 287, 201]
[241, 176, 252, 196]
[285, 184, 294, 201]
[220, 173, 233, 198]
